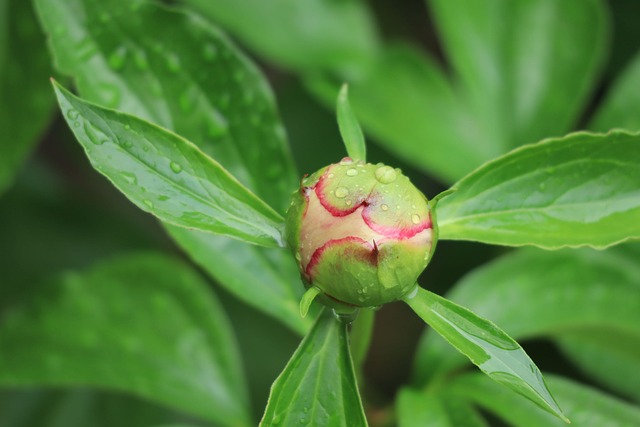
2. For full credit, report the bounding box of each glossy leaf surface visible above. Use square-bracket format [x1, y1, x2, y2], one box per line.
[54, 82, 284, 247]
[413, 246, 640, 387]
[36, 0, 303, 329]
[404, 287, 567, 422]
[437, 131, 640, 248]
[260, 311, 367, 426]
[448, 373, 640, 427]
[590, 51, 640, 132]
[182, 0, 378, 72]
[0, 0, 54, 195]
[0, 253, 250, 426]
[35, 0, 296, 213]
[397, 388, 488, 427]
[429, 0, 607, 149]
[167, 227, 312, 335]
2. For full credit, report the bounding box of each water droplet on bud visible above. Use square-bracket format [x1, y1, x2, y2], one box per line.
[346, 168, 358, 176]
[170, 162, 182, 173]
[380, 204, 389, 211]
[335, 187, 349, 198]
[411, 214, 420, 224]
[375, 166, 397, 184]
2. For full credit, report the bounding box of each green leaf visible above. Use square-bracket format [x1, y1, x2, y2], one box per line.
[337, 84, 366, 162]
[0, 0, 54, 195]
[0, 389, 204, 427]
[36, 0, 303, 329]
[436, 131, 640, 248]
[349, 308, 375, 380]
[167, 226, 313, 335]
[557, 331, 640, 402]
[397, 388, 488, 427]
[260, 310, 368, 426]
[447, 373, 640, 427]
[0, 253, 251, 426]
[182, 0, 379, 72]
[306, 44, 489, 183]
[35, 0, 296, 213]
[412, 246, 640, 388]
[429, 0, 608, 149]
[53, 82, 285, 248]
[403, 287, 567, 422]
[590, 50, 640, 132]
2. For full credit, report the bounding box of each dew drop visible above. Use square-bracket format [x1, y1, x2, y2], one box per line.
[375, 165, 397, 184]
[66, 109, 79, 121]
[339, 158, 353, 165]
[327, 173, 335, 179]
[122, 140, 133, 148]
[83, 121, 109, 145]
[345, 199, 352, 206]
[133, 50, 149, 70]
[346, 168, 358, 176]
[108, 46, 127, 70]
[121, 172, 137, 185]
[143, 199, 153, 209]
[381, 204, 389, 211]
[76, 39, 97, 61]
[124, 124, 131, 130]
[411, 214, 420, 224]
[335, 187, 349, 198]
[170, 161, 182, 174]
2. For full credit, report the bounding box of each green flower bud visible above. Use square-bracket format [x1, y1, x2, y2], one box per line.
[285, 158, 435, 310]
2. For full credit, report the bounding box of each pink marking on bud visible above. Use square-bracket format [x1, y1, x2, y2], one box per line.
[305, 236, 377, 279]
[362, 209, 433, 239]
[314, 166, 365, 217]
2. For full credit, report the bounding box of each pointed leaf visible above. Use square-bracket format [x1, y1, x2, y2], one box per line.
[337, 84, 366, 161]
[404, 287, 567, 422]
[260, 310, 368, 426]
[36, 0, 303, 329]
[34, 0, 297, 213]
[0, 253, 251, 426]
[53, 82, 284, 248]
[447, 373, 640, 427]
[436, 131, 640, 248]
[413, 246, 640, 387]
[306, 44, 487, 183]
[0, 0, 54, 195]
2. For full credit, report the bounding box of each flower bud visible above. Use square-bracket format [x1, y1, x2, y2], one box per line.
[285, 158, 435, 309]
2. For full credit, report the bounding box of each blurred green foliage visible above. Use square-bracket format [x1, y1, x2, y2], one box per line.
[1, 0, 640, 425]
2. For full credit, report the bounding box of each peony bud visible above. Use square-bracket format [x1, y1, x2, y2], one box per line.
[285, 158, 435, 310]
